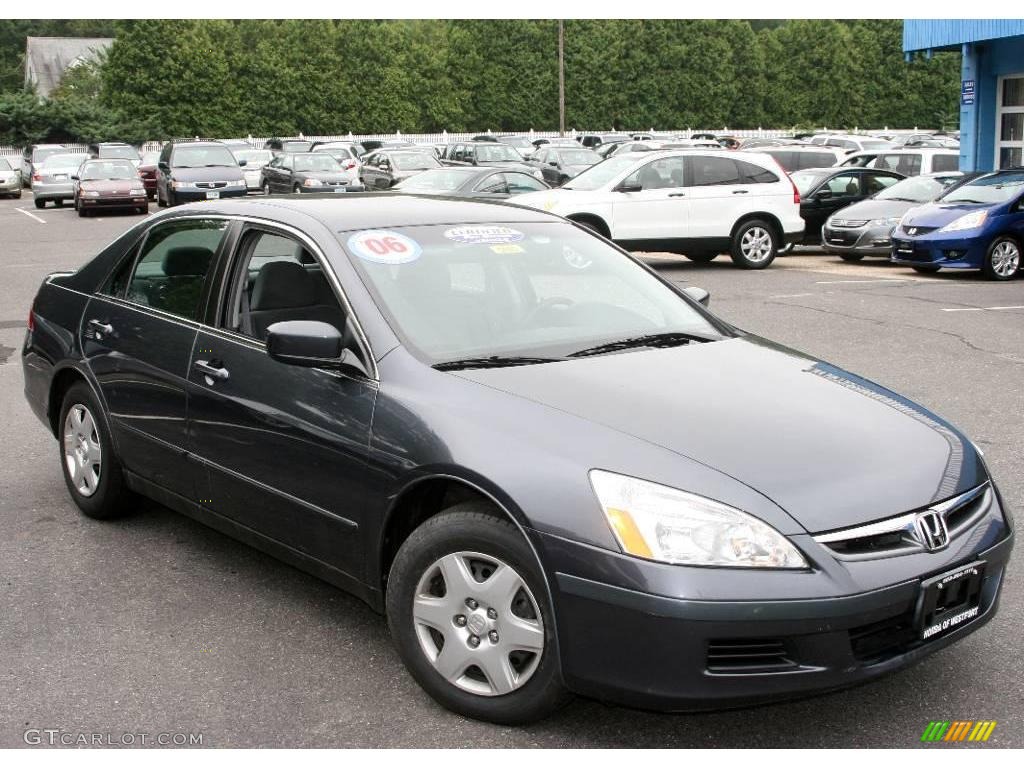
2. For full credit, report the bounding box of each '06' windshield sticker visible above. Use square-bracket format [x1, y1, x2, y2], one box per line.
[443, 225, 524, 245]
[347, 230, 422, 264]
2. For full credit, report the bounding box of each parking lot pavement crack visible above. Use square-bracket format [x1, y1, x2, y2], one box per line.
[766, 299, 1024, 365]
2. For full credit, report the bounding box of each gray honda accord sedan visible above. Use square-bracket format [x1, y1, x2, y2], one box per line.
[22, 194, 1013, 724]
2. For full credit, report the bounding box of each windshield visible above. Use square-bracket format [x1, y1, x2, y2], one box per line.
[172, 145, 238, 168]
[556, 149, 599, 166]
[80, 161, 138, 180]
[234, 149, 273, 166]
[790, 170, 829, 196]
[476, 144, 523, 162]
[315, 146, 352, 160]
[42, 153, 89, 168]
[500, 137, 532, 148]
[294, 154, 342, 173]
[876, 175, 952, 202]
[942, 172, 1024, 204]
[563, 155, 638, 190]
[395, 169, 473, 192]
[341, 222, 723, 364]
[98, 145, 139, 160]
[0, 159, 11, 171]
[282, 140, 313, 152]
[33, 147, 63, 163]
[392, 152, 440, 170]
[141, 150, 161, 165]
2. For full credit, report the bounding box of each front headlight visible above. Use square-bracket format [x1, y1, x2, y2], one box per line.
[533, 170, 544, 180]
[83, 190, 100, 197]
[303, 178, 323, 187]
[870, 217, 902, 227]
[589, 470, 807, 568]
[171, 181, 196, 189]
[130, 188, 146, 196]
[939, 210, 988, 232]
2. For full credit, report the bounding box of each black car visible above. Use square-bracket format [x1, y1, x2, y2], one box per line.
[527, 146, 602, 186]
[23, 197, 1012, 725]
[392, 166, 549, 198]
[754, 146, 844, 173]
[259, 152, 363, 194]
[578, 133, 630, 149]
[156, 140, 248, 207]
[789, 167, 905, 244]
[359, 149, 442, 190]
[263, 138, 314, 155]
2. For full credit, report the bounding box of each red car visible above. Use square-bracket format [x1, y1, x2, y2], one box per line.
[74, 159, 149, 217]
[137, 150, 160, 200]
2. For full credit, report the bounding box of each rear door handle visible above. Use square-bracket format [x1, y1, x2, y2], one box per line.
[194, 359, 230, 382]
[732, 189, 749, 194]
[668, 192, 686, 197]
[87, 319, 113, 337]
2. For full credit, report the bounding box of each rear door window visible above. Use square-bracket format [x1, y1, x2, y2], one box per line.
[931, 154, 960, 172]
[688, 156, 741, 186]
[123, 219, 228, 321]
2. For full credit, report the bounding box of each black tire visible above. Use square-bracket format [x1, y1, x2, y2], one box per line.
[262, 180, 271, 195]
[34, 198, 45, 209]
[55, 199, 64, 208]
[58, 381, 133, 520]
[911, 265, 940, 274]
[684, 251, 718, 263]
[13, 190, 22, 199]
[729, 219, 778, 269]
[77, 205, 87, 218]
[137, 205, 148, 215]
[157, 186, 167, 207]
[981, 235, 1021, 281]
[386, 503, 570, 725]
[838, 252, 865, 262]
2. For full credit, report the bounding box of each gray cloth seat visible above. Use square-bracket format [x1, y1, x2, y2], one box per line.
[245, 260, 346, 340]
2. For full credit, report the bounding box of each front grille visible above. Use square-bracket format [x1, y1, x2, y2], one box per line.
[706, 638, 797, 673]
[900, 224, 939, 236]
[831, 219, 868, 228]
[196, 181, 228, 189]
[826, 231, 860, 246]
[849, 608, 918, 664]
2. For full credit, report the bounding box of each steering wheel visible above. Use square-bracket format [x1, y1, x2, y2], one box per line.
[525, 296, 575, 324]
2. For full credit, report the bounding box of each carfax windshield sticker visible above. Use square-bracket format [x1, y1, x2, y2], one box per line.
[443, 225, 524, 244]
[490, 244, 524, 254]
[347, 230, 422, 264]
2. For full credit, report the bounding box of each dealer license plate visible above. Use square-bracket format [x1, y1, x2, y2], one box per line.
[205, 190, 220, 200]
[918, 561, 985, 641]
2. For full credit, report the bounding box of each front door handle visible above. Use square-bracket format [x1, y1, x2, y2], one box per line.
[87, 319, 113, 337]
[668, 192, 686, 197]
[732, 189, 749, 194]
[194, 359, 230, 382]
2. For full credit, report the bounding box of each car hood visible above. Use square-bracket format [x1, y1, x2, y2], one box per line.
[170, 165, 244, 181]
[452, 336, 983, 533]
[902, 201, 996, 227]
[830, 199, 919, 221]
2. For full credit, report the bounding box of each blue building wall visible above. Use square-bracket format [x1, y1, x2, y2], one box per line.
[904, 20, 1024, 172]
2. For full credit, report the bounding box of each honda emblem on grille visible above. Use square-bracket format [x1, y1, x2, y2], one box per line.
[908, 227, 918, 235]
[915, 510, 949, 551]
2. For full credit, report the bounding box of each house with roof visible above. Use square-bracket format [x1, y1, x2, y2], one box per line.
[24, 36, 113, 98]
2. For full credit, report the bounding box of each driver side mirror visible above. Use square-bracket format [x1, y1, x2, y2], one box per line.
[549, 160, 559, 167]
[237, 159, 247, 167]
[815, 188, 833, 200]
[682, 286, 710, 306]
[616, 181, 642, 193]
[266, 320, 369, 377]
[71, 175, 79, 181]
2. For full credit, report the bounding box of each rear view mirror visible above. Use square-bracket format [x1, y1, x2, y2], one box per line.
[266, 320, 343, 367]
[682, 286, 710, 306]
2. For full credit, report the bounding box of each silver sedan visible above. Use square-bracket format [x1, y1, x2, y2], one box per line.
[31, 152, 91, 208]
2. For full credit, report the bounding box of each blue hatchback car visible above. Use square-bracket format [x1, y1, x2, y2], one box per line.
[891, 169, 1024, 280]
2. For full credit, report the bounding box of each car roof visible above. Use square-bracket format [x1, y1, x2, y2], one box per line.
[171, 194, 560, 231]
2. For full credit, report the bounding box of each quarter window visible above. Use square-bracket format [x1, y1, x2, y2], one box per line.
[689, 156, 741, 186]
[735, 160, 778, 184]
[124, 219, 227, 320]
[931, 154, 959, 173]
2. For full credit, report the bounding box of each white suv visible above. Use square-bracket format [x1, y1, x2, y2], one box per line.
[513, 150, 804, 269]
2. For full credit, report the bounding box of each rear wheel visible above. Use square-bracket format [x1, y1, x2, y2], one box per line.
[730, 219, 778, 269]
[262, 179, 271, 195]
[911, 265, 940, 274]
[55, 199, 63, 208]
[386, 504, 569, 724]
[293, 183, 302, 194]
[34, 198, 45, 209]
[982, 236, 1020, 281]
[838, 252, 865, 262]
[58, 382, 133, 520]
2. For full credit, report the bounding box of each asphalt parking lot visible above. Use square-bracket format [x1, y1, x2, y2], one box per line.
[1, 190, 1021, 748]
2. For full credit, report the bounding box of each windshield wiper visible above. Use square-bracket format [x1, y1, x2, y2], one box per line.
[433, 355, 562, 371]
[568, 331, 712, 358]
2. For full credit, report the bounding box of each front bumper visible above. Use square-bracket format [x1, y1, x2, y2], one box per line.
[32, 180, 75, 201]
[80, 194, 148, 209]
[890, 233, 986, 270]
[534, 490, 1012, 711]
[295, 183, 364, 194]
[171, 186, 248, 202]
[823, 224, 894, 256]
[1, 176, 22, 194]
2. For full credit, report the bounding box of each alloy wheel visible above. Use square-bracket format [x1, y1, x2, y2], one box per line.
[740, 226, 774, 263]
[63, 404, 101, 497]
[412, 551, 545, 697]
[991, 240, 1020, 278]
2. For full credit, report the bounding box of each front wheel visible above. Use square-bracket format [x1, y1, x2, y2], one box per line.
[386, 504, 569, 724]
[911, 265, 940, 274]
[262, 180, 271, 195]
[293, 184, 302, 194]
[34, 198, 45, 209]
[982, 236, 1020, 281]
[684, 251, 718, 263]
[58, 382, 133, 519]
[730, 219, 778, 269]
[838, 252, 865, 262]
